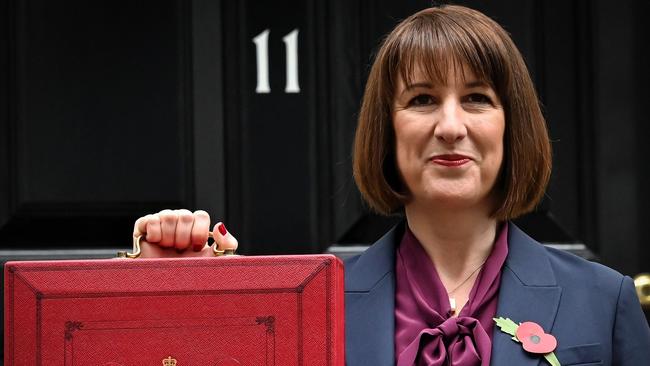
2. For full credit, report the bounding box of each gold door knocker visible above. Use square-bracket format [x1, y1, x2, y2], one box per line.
[634, 273, 650, 308]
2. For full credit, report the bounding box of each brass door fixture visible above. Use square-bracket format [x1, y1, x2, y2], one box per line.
[634, 273, 650, 308]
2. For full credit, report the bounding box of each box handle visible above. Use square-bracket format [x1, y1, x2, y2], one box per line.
[117, 232, 236, 259]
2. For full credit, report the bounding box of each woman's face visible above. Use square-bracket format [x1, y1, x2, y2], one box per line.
[392, 66, 505, 211]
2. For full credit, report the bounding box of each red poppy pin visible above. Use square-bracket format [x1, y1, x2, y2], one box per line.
[493, 317, 560, 366]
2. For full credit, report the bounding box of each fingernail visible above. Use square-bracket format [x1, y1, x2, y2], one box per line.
[218, 223, 228, 236]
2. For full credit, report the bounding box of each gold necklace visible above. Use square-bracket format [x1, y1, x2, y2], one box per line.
[447, 259, 487, 315]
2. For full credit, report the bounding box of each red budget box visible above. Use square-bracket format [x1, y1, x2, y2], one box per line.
[4, 255, 344, 366]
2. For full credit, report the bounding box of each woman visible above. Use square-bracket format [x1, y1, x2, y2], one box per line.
[135, 5, 650, 365]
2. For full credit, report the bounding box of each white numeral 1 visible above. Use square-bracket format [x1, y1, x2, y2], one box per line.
[253, 29, 271, 93]
[283, 29, 300, 93]
[252, 29, 300, 94]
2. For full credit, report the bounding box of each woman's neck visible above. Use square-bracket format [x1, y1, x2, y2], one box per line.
[404, 202, 498, 284]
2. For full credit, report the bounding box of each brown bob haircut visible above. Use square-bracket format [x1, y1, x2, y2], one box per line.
[353, 5, 552, 220]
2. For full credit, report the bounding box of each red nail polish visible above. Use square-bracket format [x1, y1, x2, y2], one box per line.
[218, 223, 227, 236]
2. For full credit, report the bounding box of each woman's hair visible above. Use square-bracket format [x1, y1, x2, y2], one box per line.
[353, 5, 552, 220]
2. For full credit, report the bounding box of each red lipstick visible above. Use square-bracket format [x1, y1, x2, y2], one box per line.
[430, 154, 471, 167]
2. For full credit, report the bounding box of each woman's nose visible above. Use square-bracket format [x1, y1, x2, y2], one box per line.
[434, 101, 467, 143]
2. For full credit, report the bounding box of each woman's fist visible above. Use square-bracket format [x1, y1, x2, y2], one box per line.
[133, 210, 238, 258]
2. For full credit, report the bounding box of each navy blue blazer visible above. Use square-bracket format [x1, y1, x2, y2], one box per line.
[344, 222, 650, 365]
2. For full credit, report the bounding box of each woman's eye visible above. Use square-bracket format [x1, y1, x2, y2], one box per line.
[408, 94, 435, 106]
[465, 93, 492, 105]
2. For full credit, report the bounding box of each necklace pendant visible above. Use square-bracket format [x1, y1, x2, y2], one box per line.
[449, 297, 456, 314]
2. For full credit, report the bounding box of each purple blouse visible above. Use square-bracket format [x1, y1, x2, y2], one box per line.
[395, 224, 509, 366]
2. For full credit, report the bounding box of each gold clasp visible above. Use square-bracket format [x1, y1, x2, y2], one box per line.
[117, 232, 236, 259]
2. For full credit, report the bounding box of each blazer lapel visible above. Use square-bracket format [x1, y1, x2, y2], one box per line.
[490, 223, 562, 366]
[345, 223, 402, 366]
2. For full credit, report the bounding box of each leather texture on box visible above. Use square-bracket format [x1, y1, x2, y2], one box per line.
[4, 255, 344, 366]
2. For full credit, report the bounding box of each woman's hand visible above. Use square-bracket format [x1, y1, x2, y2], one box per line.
[132, 209, 238, 258]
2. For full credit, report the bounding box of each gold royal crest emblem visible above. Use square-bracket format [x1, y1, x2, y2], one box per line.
[162, 356, 177, 366]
